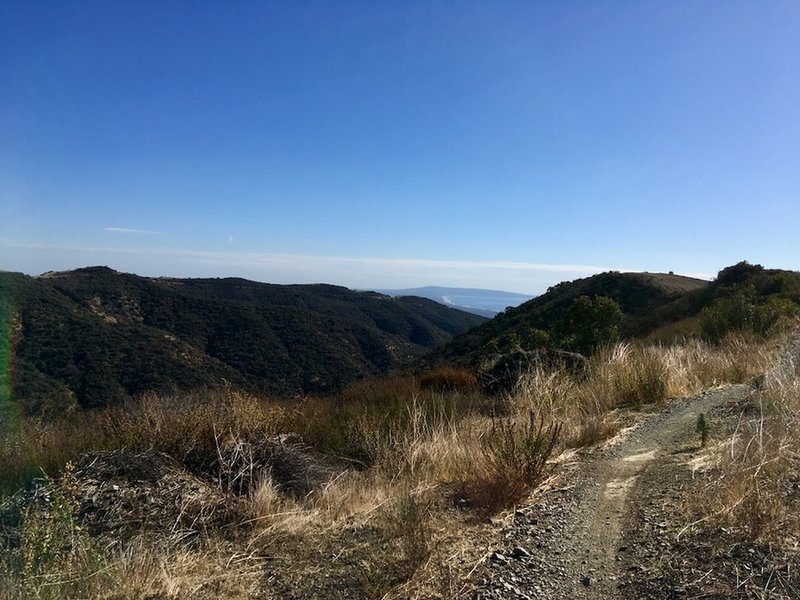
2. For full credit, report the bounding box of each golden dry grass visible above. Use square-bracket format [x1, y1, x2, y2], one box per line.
[0, 333, 788, 598]
[692, 374, 800, 545]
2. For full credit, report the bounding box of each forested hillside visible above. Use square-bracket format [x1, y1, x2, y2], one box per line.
[0, 267, 485, 415]
[432, 262, 800, 366]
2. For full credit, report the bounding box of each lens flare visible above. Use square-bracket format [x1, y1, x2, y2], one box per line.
[0, 288, 19, 431]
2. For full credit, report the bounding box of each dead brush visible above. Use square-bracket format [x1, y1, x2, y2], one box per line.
[418, 366, 479, 394]
[214, 430, 348, 500]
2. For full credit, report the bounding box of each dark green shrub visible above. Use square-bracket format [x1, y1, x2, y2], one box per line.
[555, 295, 624, 355]
[700, 288, 795, 343]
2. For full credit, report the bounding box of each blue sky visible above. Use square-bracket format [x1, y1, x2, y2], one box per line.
[2, 1, 798, 294]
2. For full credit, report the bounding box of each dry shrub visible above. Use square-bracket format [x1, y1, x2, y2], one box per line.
[0, 390, 284, 495]
[461, 412, 560, 515]
[215, 433, 347, 499]
[698, 376, 800, 544]
[333, 374, 420, 406]
[418, 366, 479, 393]
[67, 449, 238, 538]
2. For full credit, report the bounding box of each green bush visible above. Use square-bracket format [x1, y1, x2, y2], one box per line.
[555, 295, 624, 355]
[699, 288, 795, 342]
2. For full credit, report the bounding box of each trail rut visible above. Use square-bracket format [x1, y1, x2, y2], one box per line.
[465, 385, 751, 600]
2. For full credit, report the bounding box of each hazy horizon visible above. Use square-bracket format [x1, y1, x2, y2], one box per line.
[1, 246, 719, 296]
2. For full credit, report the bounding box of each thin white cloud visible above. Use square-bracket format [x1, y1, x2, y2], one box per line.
[104, 227, 165, 235]
[0, 239, 714, 294]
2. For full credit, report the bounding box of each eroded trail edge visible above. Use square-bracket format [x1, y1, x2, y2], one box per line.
[465, 385, 750, 600]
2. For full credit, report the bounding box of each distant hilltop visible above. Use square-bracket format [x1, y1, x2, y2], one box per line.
[374, 286, 535, 317]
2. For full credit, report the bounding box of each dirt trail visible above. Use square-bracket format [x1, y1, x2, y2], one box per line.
[465, 385, 750, 600]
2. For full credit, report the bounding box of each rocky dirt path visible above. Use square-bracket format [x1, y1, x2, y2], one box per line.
[463, 385, 751, 600]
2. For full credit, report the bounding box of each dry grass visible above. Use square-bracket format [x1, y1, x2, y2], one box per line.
[0, 333, 787, 598]
[509, 335, 780, 449]
[694, 375, 800, 545]
[659, 332, 779, 396]
[105, 536, 266, 599]
[0, 390, 284, 495]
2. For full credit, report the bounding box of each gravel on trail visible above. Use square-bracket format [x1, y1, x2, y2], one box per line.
[462, 385, 755, 600]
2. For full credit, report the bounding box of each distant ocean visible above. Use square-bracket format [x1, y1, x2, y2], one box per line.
[441, 293, 529, 313]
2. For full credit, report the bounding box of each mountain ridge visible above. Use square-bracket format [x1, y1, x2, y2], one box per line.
[1, 267, 486, 415]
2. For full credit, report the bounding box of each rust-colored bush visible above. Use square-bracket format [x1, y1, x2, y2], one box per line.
[418, 367, 478, 393]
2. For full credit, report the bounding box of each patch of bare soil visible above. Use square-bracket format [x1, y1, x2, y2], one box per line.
[461, 385, 794, 599]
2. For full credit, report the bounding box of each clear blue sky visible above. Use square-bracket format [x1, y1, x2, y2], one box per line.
[2, 1, 798, 294]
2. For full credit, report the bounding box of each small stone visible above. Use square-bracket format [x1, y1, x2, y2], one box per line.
[489, 552, 508, 564]
[511, 546, 530, 559]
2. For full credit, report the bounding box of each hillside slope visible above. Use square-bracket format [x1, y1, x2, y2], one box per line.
[433, 262, 800, 368]
[0, 267, 486, 414]
[432, 271, 709, 366]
